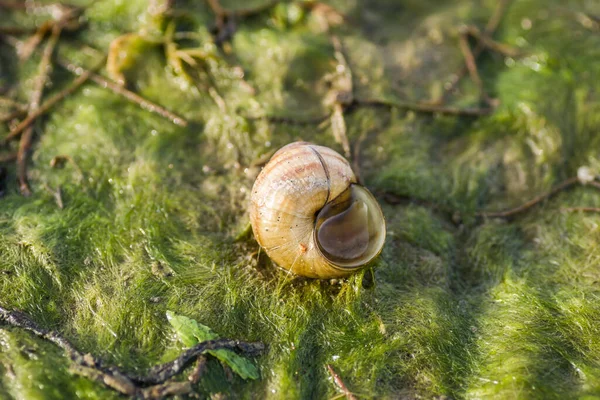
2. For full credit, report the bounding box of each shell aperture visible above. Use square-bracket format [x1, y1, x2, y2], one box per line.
[315, 184, 385, 268]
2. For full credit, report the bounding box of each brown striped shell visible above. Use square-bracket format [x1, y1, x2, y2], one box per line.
[250, 142, 386, 279]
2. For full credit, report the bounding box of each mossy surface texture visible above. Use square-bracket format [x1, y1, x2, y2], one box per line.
[2, 0, 600, 399]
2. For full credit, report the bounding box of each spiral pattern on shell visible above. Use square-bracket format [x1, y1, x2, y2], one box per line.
[250, 142, 386, 279]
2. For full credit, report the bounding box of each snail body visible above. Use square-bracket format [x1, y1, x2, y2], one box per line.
[250, 142, 386, 279]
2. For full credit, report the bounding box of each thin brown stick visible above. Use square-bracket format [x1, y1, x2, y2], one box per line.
[0, 167, 6, 197]
[17, 24, 62, 196]
[0, 27, 36, 35]
[188, 355, 207, 384]
[18, 21, 53, 61]
[255, 96, 491, 127]
[572, 11, 599, 31]
[207, 0, 279, 18]
[0, 305, 264, 398]
[251, 113, 331, 125]
[0, 152, 17, 163]
[561, 207, 600, 213]
[327, 364, 357, 400]
[477, 176, 582, 218]
[443, 0, 511, 98]
[0, 97, 27, 110]
[485, 0, 511, 33]
[352, 129, 369, 185]
[15, 5, 82, 61]
[206, 0, 279, 45]
[0, 97, 27, 122]
[57, 58, 189, 127]
[139, 381, 193, 400]
[43, 183, 64, 209]
[0, 0, 27, 10]
[205, 0, 225, 16]
[50, 154, 85, 182]
[1, 58, 104, 146]
[462, 25, 521, 58]
[458, 31, 488, 104]
[354, 98, 493, 117]
[329, 35, 352, 158]
[0, 108, 26, 123]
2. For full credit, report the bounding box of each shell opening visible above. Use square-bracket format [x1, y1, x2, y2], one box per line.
[314, 184, 386, 269]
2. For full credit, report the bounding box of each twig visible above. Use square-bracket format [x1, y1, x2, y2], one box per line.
[353, 98, 493, 117]
[18, 21, 53, 61]
[0, 153, 17, 163]
[0, 27, 36, 35]
[0, 305, 265, 397]
[206, 0, 279, 19]
[561, 207, 600, 213]
[329, 35, 352, 158]
[476, 176, 600, 218]
[352, 129, 369, 185]
[555, 7, 599, 32]
[139, 381, 192, 400]
[205, 0, 279, 45]
[443, 0, 511, 99]
[15, 5, 82, 61]
[1, 58, 105, 146]
[251, 95, 491, 128]
[0, 167, 6, 197]
[0, 97, 27, 110]
[457, 30, 489, 104]
[0, 108, 26, 123]
[327, 364, 357, 400]
[50, 154, 85, 182]
[0, 98, 28, 122]
[250, 113, 331, 125]
[17, 24, 62, 196]
[188, 355, 207, 384]
[129, 339, 264, 385]
[43, 183, 63, 209]
[57, 58, 189, 127]
[461, 25, 521, 58]
[0, 0, 27, 10]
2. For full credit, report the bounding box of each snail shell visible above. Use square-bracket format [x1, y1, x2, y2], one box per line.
[250, 142, 386, 279]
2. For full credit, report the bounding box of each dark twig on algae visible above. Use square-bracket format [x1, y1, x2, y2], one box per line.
[0, 0, 26, 9]
[353, 98, 493, 117]
[253, 96, 491, 128]
[249, 113, 331, 126]
[0, 305, 265, 398]
[57, 57, 189, 127]
[561, 207, 600, 213]
[328, 35, 353, 158]
[477, 177, 600, 219]
[443, 0, 512, 100]
[1, 58, 104, 146]
[327, 364, 357, 400]
[0, 109, 26, 123]
[18, 24, 62, 196]
[0, 97, 28, 122]
[0, 153, 17, 163]
[460, 25, 521, 58]
[205, 0, 279, 45]
[457, 29, 492, 106]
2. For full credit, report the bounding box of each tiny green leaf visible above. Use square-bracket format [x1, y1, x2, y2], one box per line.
[166, 311, 259, 380]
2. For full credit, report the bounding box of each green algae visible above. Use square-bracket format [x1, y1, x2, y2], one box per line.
[1, 0, 600, 398]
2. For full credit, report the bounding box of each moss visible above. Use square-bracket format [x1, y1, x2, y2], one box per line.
[1, 0, 600, 398]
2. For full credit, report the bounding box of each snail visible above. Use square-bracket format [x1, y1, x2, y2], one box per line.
[250, 142, 386, 279]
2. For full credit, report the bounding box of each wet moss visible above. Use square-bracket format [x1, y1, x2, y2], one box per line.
[1, 0, 600, 398]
